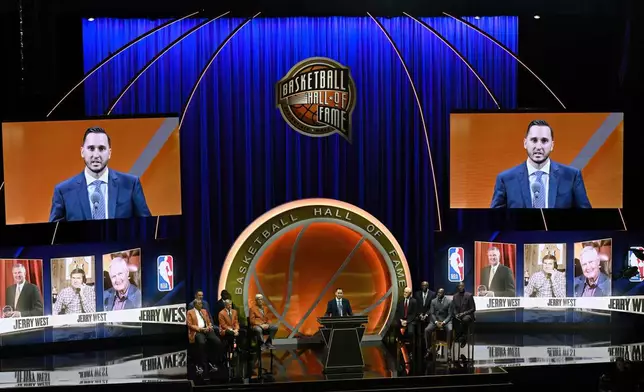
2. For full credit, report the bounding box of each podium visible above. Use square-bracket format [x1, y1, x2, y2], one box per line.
[317, 315, 368, 374]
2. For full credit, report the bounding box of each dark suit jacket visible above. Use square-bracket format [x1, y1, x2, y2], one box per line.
[480, 264, 516, 297]
[325, 298, 352, 317]
[394, 297, 419, 325]
[490, 161, 591, 209]
[414, 289, 436, 315]
[103, 284, 142, 310]
[573, 272, 611, 297]
[49, 169, 151, 222]
[429, 297, 453, 324]
[452, 292, 476, 320]
[5, 282, 44, 317]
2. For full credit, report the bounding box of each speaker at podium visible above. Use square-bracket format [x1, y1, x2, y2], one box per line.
[318, 315, 368, 374]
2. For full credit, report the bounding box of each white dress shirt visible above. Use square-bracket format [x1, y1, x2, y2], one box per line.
[85, 168, 109, 218]
[195, 309, 206, 329]
[526, 159, 550, 208]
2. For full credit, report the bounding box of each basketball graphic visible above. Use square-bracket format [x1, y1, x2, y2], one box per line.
[276, 58, 356, 141]
[219, 198, 411, 341]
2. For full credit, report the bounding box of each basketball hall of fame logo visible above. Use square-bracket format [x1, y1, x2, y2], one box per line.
[276, 57, 356, 142]
[218, 198, 411, 339]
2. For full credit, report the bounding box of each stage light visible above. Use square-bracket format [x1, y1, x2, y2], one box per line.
[474, 16, 480, 20]
[533, 15, 541, 19]
[88, 18, 95, 22]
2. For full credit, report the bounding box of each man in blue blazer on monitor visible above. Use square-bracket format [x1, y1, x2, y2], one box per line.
[49, 127, 152, 222]
[325, 288, 353, 317]
[490, 119, 592, 209]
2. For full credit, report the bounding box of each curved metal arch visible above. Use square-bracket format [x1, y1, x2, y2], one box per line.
[46, 10, 202, 118]
[404, 13, 501, 109]
[106, 12, 231, 115]
[367, 13, 443, 232]
[177, 13, 261, 132]
[443, 13, 566, 109]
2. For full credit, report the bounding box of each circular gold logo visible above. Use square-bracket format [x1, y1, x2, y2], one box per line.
[218, 198, 410, 340]
[276, 58, 356, 141]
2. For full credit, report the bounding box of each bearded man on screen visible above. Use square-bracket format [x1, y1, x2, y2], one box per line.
[49, 127, 151, 222]
[490, 119, 591, 209]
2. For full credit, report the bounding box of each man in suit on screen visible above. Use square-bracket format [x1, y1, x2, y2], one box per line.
[49, 127, 152, 222]
[490, 119, 592, 209]
[325, 288, 353, 317]
[574, 246, 611, 297]
[4, 264, 44, 317]
[103, 257, 142, 311]
[479, 247, 516, 297]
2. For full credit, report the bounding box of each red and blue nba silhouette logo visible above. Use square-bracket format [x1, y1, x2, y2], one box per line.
[157, 255, 174, 292]
[448, 247, 465, 282]
[628, 247, 644, 283]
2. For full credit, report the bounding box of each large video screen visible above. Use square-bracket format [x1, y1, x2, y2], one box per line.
[450, 112, 624, 209]
[0, 240, 185, 347]
[1, 117, 182, 225]
[435, 232, 644, 324]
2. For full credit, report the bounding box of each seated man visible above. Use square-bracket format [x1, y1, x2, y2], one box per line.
[395, 287, 418, 342]
[452, 282, 476, 348]
[249, 294, 277, 350]
[424, 288, 454, 359]
[218, 299, 240, 348]
[187, 299, 222, 376]
[188, 289, 215, 325]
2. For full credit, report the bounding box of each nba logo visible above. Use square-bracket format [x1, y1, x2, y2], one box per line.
[157, 255, 174, 292]
[628, 247, 644, 283]
[448, 247, 465, 282]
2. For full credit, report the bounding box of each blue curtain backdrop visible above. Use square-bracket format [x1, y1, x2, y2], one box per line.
[82, 16, 518, 303]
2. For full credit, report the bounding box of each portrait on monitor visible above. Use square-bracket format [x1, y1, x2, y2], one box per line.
[450, 112, 624, 209]
[0, 259, 44, 318]
[1, 116, 182, 225]
[573, 238, 612, 297]
[627, 247, 644, 283]
[474, 242, 517, 297]
[51, 256, 96, 315]
[102, 248, 142, 311]
[524, 244, 566, 298]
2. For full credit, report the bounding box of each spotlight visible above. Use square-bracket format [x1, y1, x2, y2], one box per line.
[88, 18, 95, 22]
[474, 16, 480, 20]
[533, 15, 540, 19]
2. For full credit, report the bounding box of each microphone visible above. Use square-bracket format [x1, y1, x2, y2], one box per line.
[90, 192, 101, 211]
[530, 182, 543, 199]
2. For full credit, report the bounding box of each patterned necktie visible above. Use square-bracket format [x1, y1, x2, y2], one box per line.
[532, 171, 546, 208]
[338, 300, 343, 316]
[90, 180, 106, 219]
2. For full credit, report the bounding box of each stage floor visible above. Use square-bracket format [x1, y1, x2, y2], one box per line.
[0, 332, 638, 390]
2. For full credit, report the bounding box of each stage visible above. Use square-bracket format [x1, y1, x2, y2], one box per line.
[0, 331, 637, 392]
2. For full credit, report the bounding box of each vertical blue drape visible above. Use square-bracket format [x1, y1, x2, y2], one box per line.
[82, 16, 517, 303]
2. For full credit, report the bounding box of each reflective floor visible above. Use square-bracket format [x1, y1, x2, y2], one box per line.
[0, 332, 640, 388]
[0, 345, 187, 388]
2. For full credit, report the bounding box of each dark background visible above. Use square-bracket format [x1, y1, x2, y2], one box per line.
[0, 0, 641, 324]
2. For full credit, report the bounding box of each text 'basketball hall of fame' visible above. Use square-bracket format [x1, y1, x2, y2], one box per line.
[276, 57, 356, 142]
